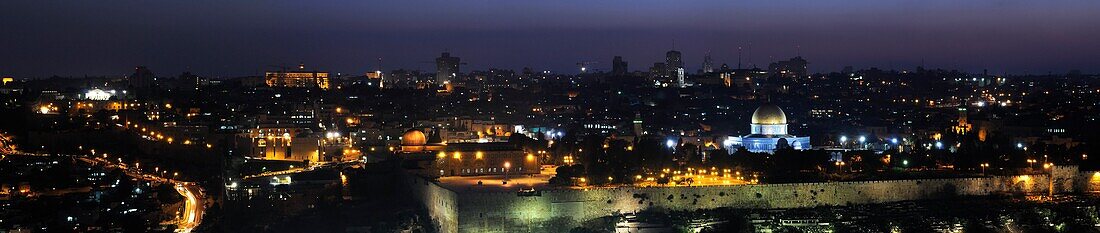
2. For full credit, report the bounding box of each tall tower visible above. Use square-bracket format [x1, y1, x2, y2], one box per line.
[435, 52, 460, 84]
[665, 50, 683, 75]
[129, 66, 157, 95]
[665, 50, 684, 87]
[702, 52, 714, 73]
[954, 107, 971, 134]
[129, 66, 156, 89]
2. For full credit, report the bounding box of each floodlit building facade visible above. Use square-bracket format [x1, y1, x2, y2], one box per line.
[726, 104, 811, 153]
[265, 69, 330, 89]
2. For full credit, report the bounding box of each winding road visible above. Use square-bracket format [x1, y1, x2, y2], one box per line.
[1, 145, 206, 232]
[174, 184, 204, 233]
[74, 156, 207, 233]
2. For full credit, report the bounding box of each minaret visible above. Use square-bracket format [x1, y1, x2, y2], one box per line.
[632, 113, 644, 136]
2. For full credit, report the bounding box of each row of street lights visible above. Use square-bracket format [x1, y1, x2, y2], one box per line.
[120, 120, 214, 149]
[837, 135, 908, 150]
[83, 146, 180, 181]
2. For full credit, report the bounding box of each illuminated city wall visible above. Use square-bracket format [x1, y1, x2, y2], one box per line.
[425, 165, 1088, 233]
[403, 174, 459, 233]
[1074, 170, 1100, 193]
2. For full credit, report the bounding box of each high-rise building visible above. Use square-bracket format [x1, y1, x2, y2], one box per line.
[128, 66, 156, 89]
[665, 50, 683, 75]
[768, 56, 808, 79]
[388, 69, 423, 89]
[665, 50, 685, 87]
[435, 52, 460, 84]
[611, 56, 628, 76]
[702, 52, 714, 73]
[649, 62, 667, 81]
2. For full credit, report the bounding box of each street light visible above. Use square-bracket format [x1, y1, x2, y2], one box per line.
[858, 136, 867, 149]
[980, 163, 989, 175]
[503, 162, 511, 183]
[1045, 163, 1055, 199]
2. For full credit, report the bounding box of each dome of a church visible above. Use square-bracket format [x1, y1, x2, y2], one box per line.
[751, 104, 787, 125]
[401, 129, 427, 146]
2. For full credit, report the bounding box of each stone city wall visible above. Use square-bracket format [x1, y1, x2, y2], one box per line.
[417, 165, 1092, 233]
[1074, 170, 1100, 192]
[401, 172, 459, 233]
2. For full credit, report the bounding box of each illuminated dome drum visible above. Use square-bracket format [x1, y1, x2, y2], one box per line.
[750, 104, 788, 135]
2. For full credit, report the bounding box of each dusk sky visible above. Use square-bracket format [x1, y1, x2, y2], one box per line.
[2, 0, 1098, 77]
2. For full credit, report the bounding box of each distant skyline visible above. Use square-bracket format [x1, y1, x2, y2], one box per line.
[1, 0, 1099, 77]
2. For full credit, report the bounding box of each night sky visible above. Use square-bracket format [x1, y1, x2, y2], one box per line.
[2, 0, 1098, 77]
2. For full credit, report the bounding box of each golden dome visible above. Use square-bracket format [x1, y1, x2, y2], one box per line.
[401, 129, 427, 146]
[751, 104, 787, 125]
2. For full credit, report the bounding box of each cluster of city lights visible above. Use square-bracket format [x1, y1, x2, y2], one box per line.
[622, 167, 759, 186]
[120, 121, 213, 149]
